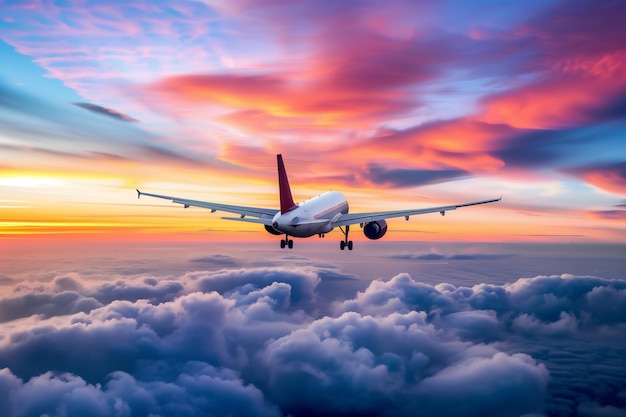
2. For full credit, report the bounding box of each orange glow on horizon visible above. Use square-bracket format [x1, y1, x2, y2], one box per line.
[1, 196, 623, 244]
[2, 160, 625, 244]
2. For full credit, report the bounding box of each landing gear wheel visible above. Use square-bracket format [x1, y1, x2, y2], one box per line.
[340, 241, 346, 250]
[347, 241, 353, 251]
[281, 235, 293, 249]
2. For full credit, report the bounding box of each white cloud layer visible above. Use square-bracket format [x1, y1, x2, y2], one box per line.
[0, 266, 624, 416]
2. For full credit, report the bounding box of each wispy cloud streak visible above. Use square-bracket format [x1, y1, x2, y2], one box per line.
[72, 102, 138, 123]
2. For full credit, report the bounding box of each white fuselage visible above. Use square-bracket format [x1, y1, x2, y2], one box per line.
[271, 191, 348, 237]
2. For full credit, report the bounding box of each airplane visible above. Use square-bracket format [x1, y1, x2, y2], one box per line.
[137, 154, 501, 250]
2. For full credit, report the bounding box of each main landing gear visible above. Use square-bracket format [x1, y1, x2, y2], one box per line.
[339, 225, 353, 251]
[280, 235, 294, 249]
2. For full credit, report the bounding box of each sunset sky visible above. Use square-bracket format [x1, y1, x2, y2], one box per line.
[1, 0, 625, 243]
[1, 3, 626, 417]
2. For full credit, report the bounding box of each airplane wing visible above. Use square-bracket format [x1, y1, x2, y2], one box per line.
[331, 197, 501, 227]
[136, 190, 277, 220]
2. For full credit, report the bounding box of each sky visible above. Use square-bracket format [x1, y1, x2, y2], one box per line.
[0, 0, 625, 243]
[1, 1, 626, 417]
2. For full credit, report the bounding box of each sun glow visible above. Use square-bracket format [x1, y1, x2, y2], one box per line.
[0, 176, 66, 188]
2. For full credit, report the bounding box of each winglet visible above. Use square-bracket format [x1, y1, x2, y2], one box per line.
[277, 154, 297, 214]
[136, 189, 142, 199]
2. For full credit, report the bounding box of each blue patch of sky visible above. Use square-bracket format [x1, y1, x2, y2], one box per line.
[0, 41, 83, 103]
[436, 0, 562, 33]
[389, 76, 498, 129]
[52, 0, 78, 7]
[547, 176, 618, 209]
[31, 14, 55, 26]
[423, 78, 493, 119]
[0, 63, 163, 158]
[58, 10, 86, 30]
[546, 121, 626, 168]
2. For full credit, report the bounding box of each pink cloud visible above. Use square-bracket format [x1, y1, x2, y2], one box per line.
[136, 67, 422, 135]
[127, 1, 460, 136]
[212, 117, 511, 190]
[584, 210, 626, 222]
[566, 163, 626, 195]
[477, 74, 626, 129]
[474, 0, 626, 129]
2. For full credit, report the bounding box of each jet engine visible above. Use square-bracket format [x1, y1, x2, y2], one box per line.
[363, 220, 387, 240]
[264, 224, 283, 235]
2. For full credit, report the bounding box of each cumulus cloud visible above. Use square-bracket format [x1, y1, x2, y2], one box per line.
[0, 365, 281, 417]
[190, 267, 321, 310]
[0, 275, 185, 323]
[336, 273, 626, 332]
[0, 265, 624, 417]
[261, 312, 547, 417]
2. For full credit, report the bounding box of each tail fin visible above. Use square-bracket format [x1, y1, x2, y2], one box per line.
[277, 154, 297, 214]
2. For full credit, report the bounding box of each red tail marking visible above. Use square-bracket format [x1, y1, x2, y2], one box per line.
[277, 154, 297, 214]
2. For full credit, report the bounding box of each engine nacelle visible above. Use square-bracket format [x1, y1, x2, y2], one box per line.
[264, 224, 283, 235]
[363, 220, 388, 240]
